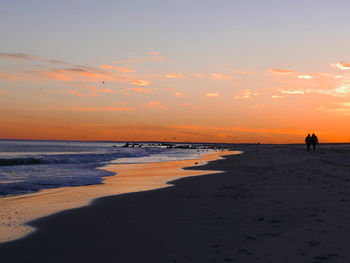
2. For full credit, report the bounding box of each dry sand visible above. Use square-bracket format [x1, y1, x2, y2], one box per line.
[0, 150, 231, 243]
[1, 144, 350, 263]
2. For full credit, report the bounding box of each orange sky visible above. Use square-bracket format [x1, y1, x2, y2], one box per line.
[1, 53, 350, 143]
[1, 1, 350, 143]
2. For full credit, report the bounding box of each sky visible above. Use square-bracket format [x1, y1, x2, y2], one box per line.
[1, 0, 350, 143]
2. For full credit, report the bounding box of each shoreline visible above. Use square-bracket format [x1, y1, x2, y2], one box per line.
[2, 144, 350, 262]
[0, 149, 236, 243]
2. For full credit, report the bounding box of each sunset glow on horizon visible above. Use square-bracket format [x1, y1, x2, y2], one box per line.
[2, 1, 350, 143]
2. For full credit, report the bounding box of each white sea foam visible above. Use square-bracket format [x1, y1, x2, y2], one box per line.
[0, 140, 214, 196]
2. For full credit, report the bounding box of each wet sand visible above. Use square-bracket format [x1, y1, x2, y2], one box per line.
[0, 150, 231, 243]
[1, 144, 350, 262]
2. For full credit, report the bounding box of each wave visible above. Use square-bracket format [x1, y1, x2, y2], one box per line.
[0, 147, 160, 166]
[0, 145, 206, 197]
[0, 157, 43, 166]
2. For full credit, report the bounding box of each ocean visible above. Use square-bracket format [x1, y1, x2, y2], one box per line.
[0, 140, 215, 197]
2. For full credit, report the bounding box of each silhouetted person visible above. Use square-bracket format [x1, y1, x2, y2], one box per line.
[311, 133, 318, 151]
[305, 133, 311, 151]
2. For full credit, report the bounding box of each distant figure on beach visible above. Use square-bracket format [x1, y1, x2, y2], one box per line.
[305, 134, 311, 151]
[311, 133, 319, 151]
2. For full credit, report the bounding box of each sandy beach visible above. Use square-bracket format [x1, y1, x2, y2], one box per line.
[0, 150, 230, 243]
[1, 144, 350, 262]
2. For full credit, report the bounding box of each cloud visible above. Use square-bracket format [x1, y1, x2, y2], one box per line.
[147, 51, 164, 62]
[298, 75, 313, 79]
[205, 92, 220, 97]
[148, 51, 160, 56]
[100, 64, 134, 73]
[48, 59, 70, 66]
[3, 64, 151, 89]
[190, 73, 231, 80]
[275, 84, 350, 97]
[165, 73, 185, 79]
[120, 89, 132, 96]
[234, 89, 258, 100]
[72, 107, 132, 112]
[133, 87, 153, 94]
[278, 88, 305, 94]
[99, 88, 115, 93]
[0, 53, 150, 85]
[64, 84, 116, 97]
[65, 90, 83, 96]
[332, 62, 350, 70]
[146, 101, 165, 109]
[180, 103, 202, 109]
[0, 53, 71, 66]
[0, 72, 27, 81]
[272, 95, 286, 99]
[211, 73, 231, 80]
[0, 53, 41, 61]
[317, 104, 350, 116]
[120, 87, 154, 95]
[130, 79, 151, 86]
[174, 92, 183, 96]
[333, 86, 350, 94]
[268, 68, 294, 75]
[338, 102, 350, 107]
[31, 67, 114, 82]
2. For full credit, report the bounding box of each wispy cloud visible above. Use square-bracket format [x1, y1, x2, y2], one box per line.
[119, 87, 154, 95]
[0, 53, 72, 66]
[191, 73, 231, 80]
[180, 103, 202, 109]
[211, 73, 231, 80]
[317, 104, 350, 116]
[165, 73, 185, 79]
[276, 84, 350, 97]
[234, 89, 258, 100]
[333, 85, 350, 94]
[147, 51, 164, 62]
[133, 87, 153, 94]
[0, 53, 41, 61]
[174, 92, 183, 96]
[64, 84, 116, 97]
[332, 62, 350, 70]
[0, 53, 153, 88]
[130, 79, 151, 86]
[33, 67, 114, 82]
[298, 74, 313, 79]
[65, 90, 83, 97]
[72, 107, 132, 112]
[278, 88, 305, 94]
[271, 95, 286, 99]
[0, 72, 27, 81]
[205, 92, 220, 97]
[146, 101, 165, 109]
[268, 68, 294, 75]
[48, 59, 70, 66]
[100, 64, 134, 73]
[120, 89, 132, 96]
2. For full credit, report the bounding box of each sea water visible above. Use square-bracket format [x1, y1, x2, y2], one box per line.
[0, 140, 213, 196]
